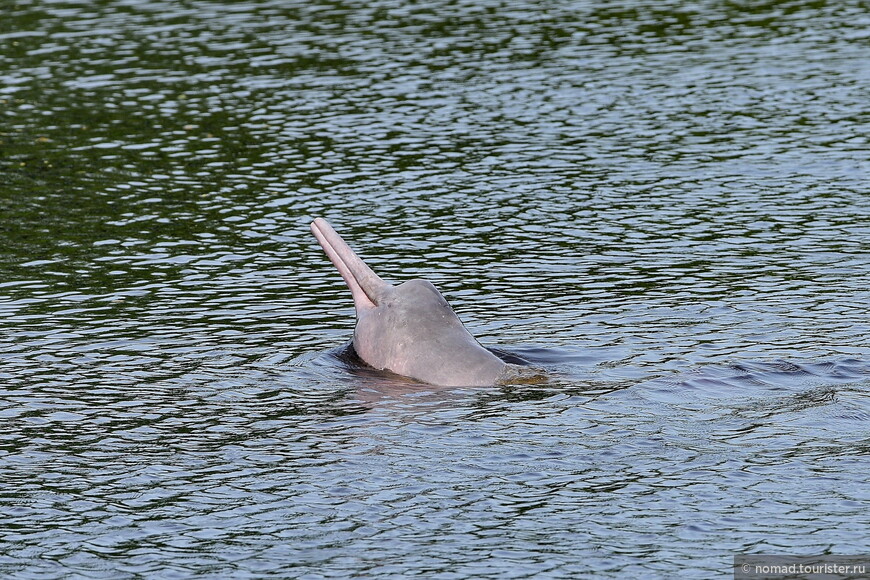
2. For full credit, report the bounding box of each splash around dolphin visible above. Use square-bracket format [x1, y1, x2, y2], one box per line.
[310, 218, 530, 387]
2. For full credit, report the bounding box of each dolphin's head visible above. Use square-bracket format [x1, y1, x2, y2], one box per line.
[311, 219, 464, 364]
[310, 218, 505, 386]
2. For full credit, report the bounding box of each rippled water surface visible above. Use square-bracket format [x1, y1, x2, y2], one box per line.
[2, 0, 869, 577]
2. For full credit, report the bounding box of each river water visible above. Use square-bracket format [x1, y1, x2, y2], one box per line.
[2, 0, 869, 577]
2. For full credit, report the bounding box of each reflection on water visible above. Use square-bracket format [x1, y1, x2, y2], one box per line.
[2, 0, 869, 577]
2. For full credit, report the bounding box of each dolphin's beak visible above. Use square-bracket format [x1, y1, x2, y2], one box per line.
[311, 218, 390, 313]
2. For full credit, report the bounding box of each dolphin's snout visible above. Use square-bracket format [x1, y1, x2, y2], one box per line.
[311, 218, 391, 313]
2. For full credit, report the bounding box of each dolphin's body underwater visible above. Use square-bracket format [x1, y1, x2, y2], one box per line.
[310, 218, 514, 387]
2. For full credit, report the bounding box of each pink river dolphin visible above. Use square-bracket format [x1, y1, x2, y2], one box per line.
[310, 218, 528, 387]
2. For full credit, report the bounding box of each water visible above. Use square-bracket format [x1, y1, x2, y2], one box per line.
[2, 0, 869, 577]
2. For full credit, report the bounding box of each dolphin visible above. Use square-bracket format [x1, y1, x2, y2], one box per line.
[310, 218, 515, 387]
